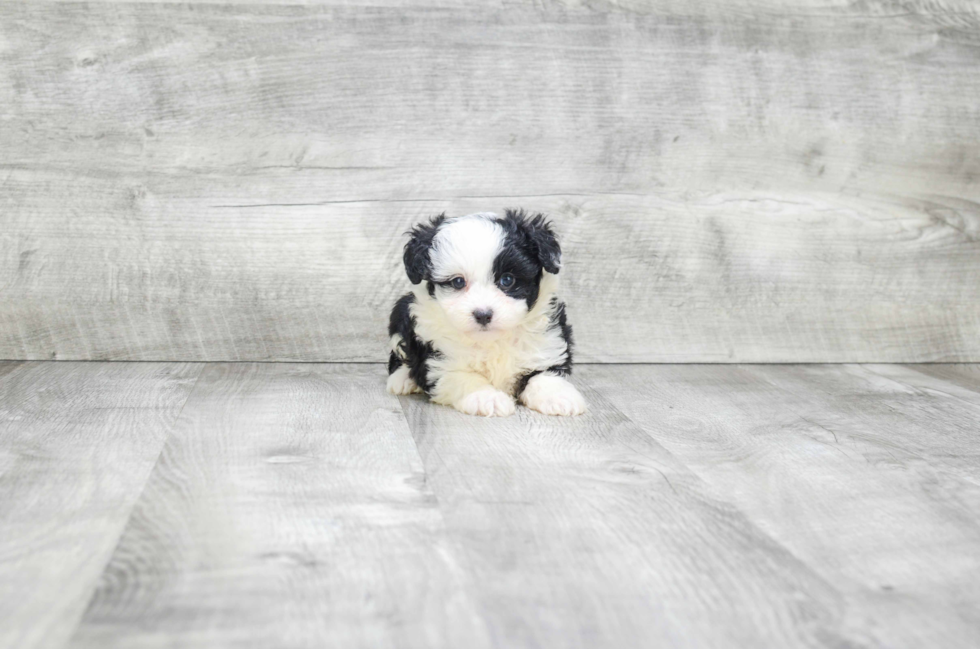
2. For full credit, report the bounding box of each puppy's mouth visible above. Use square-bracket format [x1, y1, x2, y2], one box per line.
[467, 323, 504, 338]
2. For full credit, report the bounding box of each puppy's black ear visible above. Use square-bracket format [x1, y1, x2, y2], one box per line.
[403, 214, 446, 284]
[508, 209, 561, 274]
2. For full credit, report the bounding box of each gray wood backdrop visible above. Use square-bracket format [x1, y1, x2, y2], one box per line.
[1, 0, 978, 362]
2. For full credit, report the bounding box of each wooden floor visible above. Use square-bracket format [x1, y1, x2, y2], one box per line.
[1, 362, 979, 648]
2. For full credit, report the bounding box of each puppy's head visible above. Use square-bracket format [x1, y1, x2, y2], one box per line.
[403, 210, 561, 337]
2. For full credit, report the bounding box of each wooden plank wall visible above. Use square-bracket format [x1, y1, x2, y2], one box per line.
[1, 0, 978, 362]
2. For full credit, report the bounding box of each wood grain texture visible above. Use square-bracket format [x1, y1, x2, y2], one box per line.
[900, 363, 980, 394]
[4, 361, 980, 646]
[1, 1, 979, 361]
[0, 361, 200, 649]
[583, 363, 980, 649]
[399, 385, 866, 648]
[67, 363, 490, 649]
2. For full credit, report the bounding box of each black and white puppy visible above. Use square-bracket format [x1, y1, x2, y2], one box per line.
[387, 209, 586, 417]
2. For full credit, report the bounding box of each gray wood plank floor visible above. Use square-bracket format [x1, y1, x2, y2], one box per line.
[0, 362, 201, 649]
[2, 361, 979, 648]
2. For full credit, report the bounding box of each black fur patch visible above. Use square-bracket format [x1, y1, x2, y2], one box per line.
[387, 351, 401, 375]
[514, 370, 542, 396]
[387, 292, 440, 393]
[547, 297, 574, 376]
[499, 209, 561, 273]
[514, 297, 574, 396]
[403, 214, 446, 285]
[493, 209, 562, 309]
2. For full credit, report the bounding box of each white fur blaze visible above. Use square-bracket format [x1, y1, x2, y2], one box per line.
[454, 386, 516, 417]
[387, 365, 421, 395]
[520, 374, 587, 417]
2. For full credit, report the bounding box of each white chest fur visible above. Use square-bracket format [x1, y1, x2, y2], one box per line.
[409, 273, 569, 395]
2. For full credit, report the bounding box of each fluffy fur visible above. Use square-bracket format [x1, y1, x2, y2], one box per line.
[387, 210, 586, 417]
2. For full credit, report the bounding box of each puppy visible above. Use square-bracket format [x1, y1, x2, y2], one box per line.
[386, 209, 586, 417]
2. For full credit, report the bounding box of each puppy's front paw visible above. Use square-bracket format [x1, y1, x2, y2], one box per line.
[387, 366, 421, 395]
[454, 387, 516, 417]
[520, 374, 587, 416]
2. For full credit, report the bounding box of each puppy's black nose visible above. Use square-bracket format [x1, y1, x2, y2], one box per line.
[473, 309, 493, 326]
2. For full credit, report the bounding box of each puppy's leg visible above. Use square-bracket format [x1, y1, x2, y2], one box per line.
[432, 371, 515, 417]
[520, 373, 587, 416]
[386, 340, 421, 395]
[387, 365, 421, 395]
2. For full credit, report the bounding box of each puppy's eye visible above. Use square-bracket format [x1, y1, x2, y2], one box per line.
[450, 276, 466, 290]
[498, 273, 515, 289]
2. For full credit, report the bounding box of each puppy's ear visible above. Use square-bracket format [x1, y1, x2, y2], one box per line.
[509, 209, 561, 274]
[403, 213, 446, 284]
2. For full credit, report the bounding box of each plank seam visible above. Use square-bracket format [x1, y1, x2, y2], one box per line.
[393, 393, 498, 646]
[59, 363, 208, 649]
